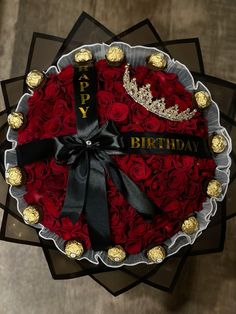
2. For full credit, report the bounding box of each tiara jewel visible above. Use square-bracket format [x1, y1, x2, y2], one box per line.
[123, 64, 197, 121]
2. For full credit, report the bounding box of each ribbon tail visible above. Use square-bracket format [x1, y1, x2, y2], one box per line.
[99, 152, 162, 219]
[118, 170, 162, 217]
[85, 156, 112, 251]
[59, 152, 89, 224]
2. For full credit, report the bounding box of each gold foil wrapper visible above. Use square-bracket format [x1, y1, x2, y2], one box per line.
[74, 48, 93, 63]
[207, 179, 222, 198]
[194, 91, 211, 109]
[7, 112, 25, 130]
[211, 134, 227, 153]
[26, 70, 45, 89]
[5, 167, 24, 186]
[65, 240, 84, 259]
[147, 245, 166, 263]
[106, 46, 125, 64]
[107, 245, 126, 262]
[181, 216, 199, 234]
[147, 53, 167, 70]
[23, 206, 40, 225]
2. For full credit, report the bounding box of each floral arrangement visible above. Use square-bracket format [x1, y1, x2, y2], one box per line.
[5, 43, 230, 266]
[1, 13, 234, 295]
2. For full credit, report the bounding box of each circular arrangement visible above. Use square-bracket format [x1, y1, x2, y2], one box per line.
[5, 43, 231, 267]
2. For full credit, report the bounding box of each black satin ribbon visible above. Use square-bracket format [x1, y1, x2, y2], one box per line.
[54, 120, 160, 250]
[73, 65, 98, 138]
[122, 132, 211, 158]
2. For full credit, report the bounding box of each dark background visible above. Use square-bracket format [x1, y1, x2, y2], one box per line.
[0, 0, 235, 313]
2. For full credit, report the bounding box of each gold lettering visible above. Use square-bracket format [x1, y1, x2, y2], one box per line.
[156, 138, 164, 149]
[78, 106, 89, 118]
[176, 139, 185, 150]
[78, 66, 88, 72]
[131, 137, 141, 148]
[141, 137, 146, 149]
[147, 137, 156, 149]
[170, 139, 176, 149]
[192, 141, 199, 152]
[165, 138, 170, 149]
[166, 138, 176, 150]
[80, 81, 89, 92]
[185, 141, 192, 151]
[78, 74, 89, 81]
[80, 94, 90, 105]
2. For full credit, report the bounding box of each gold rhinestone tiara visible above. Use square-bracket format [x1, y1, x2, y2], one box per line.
[123, 64, 197, 121]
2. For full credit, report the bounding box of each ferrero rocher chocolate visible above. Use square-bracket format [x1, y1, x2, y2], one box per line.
[23, 205, 40, 225]
[5, 167, 24, 186]
[147, 245, 166, 263]
[107, 245, 126, 262]
[207, 179, 222, 198]
[65, 240, 84, 259]
[26, 70, 45, 89]
[194, 91, 211, 109]
[105, 46, 125, 66]
[211, 134, 227, 153]
[181, 216, 199, 234]
[7, 112, 25, 130]
[74, 48, 93, 63]
[147, 52, 167, 70]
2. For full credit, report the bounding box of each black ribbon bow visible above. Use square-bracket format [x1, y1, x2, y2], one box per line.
[54, 120, 160, 250]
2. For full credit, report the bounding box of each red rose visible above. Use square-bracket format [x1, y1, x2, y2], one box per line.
[28, 89, 44, 107]
[128, 221, 148, 238]
[127, 156, 152, 182]
[107, 102, 129, 123]
[130, 101, 150, 122]
[167, 169, 188, 194]
[43, 117, 62, 137]
[125, 238, 143, 254]
[145, 173, 167, 201]
[58, 64, 73, 85]
[134, 65, 150, 85]
[144, 115, 166, 132]
[44, 80, 61, 100]
[97, 90, 115, 108]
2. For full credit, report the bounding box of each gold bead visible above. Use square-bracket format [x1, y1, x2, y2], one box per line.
[147, 245, 166, 263]
[207, 179, 222, 198]
[107, 245, 126, 262]
[26, 70, 45, 89]
[211, 134, 227, 153]
[147, 52, 167, 70]
[106, 46, 125, 65]
[194, 91, 211, 109]
[181, 216, 199, 234]
[65, 240, 84, 259]
[74, 48, 93, 63]
[7, 112, 25, 130]
[23, 205, 40, 224]
[5, 167, 24, 186]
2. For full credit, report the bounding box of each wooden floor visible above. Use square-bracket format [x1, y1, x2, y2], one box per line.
[0, 1, 236, 313]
